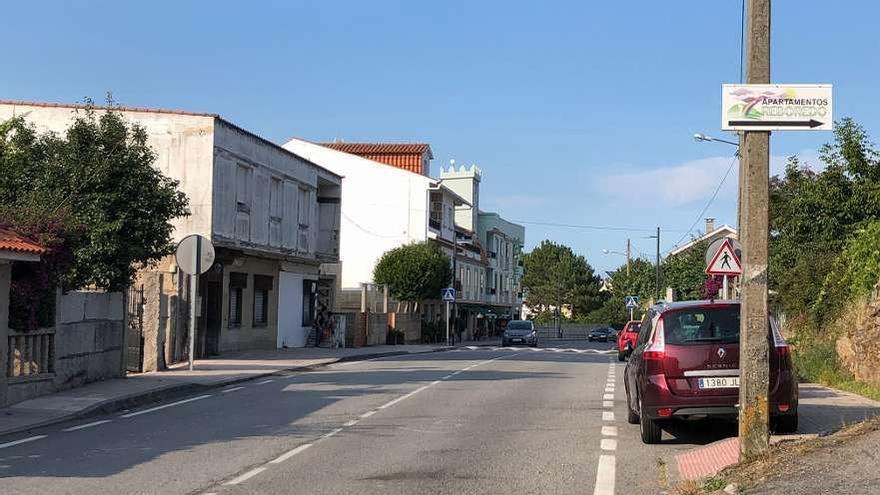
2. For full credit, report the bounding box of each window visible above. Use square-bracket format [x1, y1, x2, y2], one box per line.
[253, 275, 273, 327]
[228, 272, 247, 327]
[270, 178, 282, 219]
[236, 165, 252, 213]
[663, 306, 740, 345]
[302, 279, 316, 326]
[298, 187, 311, 227]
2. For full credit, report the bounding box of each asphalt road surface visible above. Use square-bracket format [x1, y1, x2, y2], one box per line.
[0, 341, 732, 494]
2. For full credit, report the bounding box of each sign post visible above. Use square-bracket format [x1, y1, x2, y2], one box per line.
[175, 234, 215, 371]
[706, 238, 743, 300]
[442, 287, 456, 346]
[625, 295, 639, 321]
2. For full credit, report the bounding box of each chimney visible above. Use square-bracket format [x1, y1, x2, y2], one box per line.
[705, 217, 716, 233]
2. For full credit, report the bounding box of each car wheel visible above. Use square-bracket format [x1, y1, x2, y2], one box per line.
[639, 398, 661, 444]
[617, 351, 626, 362]
[772, 413, 798, 434]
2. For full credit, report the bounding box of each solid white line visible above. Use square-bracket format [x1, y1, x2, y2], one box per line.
[601, 438, 618, 451]
[360, 410, 376, 419]
[322, 427, 343, 439]
[63, 420, 111, 432]
[442, 374, 454, 380]
[593, 454, 616, 495]
[0, 435, 47, 449]
[431, 380, 442, 385]
[378, 385, 429, 409]
[256, 379, 275, 385]
[222, 386, 245, 393]
[269, 443, 312, 464]
[601, 426, 618, 436]
[224, 466, 267, 485]
[603, 400, 614, 408]
[120, 395, 212, 418]
[602, 411, 615, 421]
[343, 419, 359, 427]
[603, 393, 614, 400]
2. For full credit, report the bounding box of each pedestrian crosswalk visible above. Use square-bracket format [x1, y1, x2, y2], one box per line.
[459, 346, 616, 355]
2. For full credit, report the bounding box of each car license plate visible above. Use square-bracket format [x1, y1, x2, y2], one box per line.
[698, 377, 740, 389]
[511, 338, 522, 343]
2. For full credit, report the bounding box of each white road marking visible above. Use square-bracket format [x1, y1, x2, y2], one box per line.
[256, 379, 275, 385]
[601, 438, 618, 451]
[0, 435, 47, 449]
[321, 427, 343, 439]
[442, 374, 454, 380]
[222, 386, 245, 393]
[63, 420, 111, 432]
[603, 400, 614, 408]
[431, 380, 442, 385]
[601, 426, 618, 436]
[120, 395, 212, 418]
[269, 443, 312, 464]
[603, 393, 614, 400]
[602, 411, 615, 421]
[343, 419, 359, 427]
[378, 385, 430, 409]
[593, 454, 616, 495]
[360, 410, 376, 419]
[224, 466, 267, 485]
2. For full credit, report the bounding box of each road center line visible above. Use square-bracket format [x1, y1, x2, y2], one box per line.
[222, 386, 245, 393]
[63, 419, 112, 432]
[256, 379, 275, 385]
[343, 419, 359, 427]
[602, 411, 615, 421]
[378, 385, 430, 409]
[224, 466, 267, 485]
[601, 438, 618, 451]
[120, 395, 212, 418]
[603, 393, 614, 400]
[0, 435, 48, 449]
[601, 426, 618, 436]
[321, 428, 343, 439]
[269, 443, 312, 464]
[360, 410, 376, 419]
[593, 454, 616, 495]
[603, 400, 614, 408]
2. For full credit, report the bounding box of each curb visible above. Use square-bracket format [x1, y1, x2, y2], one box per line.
[0, 346, 456, 438]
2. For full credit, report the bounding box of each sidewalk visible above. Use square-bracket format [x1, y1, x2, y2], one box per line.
[0, 344, 455, 437]
[673, 383, 880, 481]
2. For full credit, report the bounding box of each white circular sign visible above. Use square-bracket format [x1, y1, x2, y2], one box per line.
[175, 234, 215, 275]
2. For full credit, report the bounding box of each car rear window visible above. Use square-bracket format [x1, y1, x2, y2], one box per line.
[507, 321, 533, 330]
[628, 323, 641, 332]
[662, 306, 739, 345]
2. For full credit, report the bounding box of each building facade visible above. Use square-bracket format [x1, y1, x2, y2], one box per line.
[0, 101, 341, 370]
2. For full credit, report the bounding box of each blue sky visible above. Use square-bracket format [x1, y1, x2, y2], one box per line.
[4, 1, 880, 273]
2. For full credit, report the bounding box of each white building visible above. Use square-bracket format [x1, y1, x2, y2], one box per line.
[0, 100, 341, 366]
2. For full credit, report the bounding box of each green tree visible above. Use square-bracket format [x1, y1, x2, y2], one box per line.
[0, 105, 190, 293]
[520, 240, 603, 320]
[662, 240, 709, 301]
[373, 241, 452, 310]
[584, 258, 655, 327]
[770, 118, 880, 316]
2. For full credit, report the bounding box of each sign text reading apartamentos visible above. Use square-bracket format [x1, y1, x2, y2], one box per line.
[721, 84, 833, 131]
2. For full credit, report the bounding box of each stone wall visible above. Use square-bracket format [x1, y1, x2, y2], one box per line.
[391, 313, 422, 344]
[836, 297, 880, 385]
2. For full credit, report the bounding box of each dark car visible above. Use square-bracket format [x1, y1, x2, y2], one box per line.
[502, 320, 538, 347]
[617, 320, 642, 361]
[588, 326, 615, 342]
[624, 300, 798, 444]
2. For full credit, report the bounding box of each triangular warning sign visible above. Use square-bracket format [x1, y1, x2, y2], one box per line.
[706, 239, 743, 276]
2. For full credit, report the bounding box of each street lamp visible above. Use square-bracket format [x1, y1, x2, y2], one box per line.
[694, 132, 740, 150]
[601, 239, 631, 277]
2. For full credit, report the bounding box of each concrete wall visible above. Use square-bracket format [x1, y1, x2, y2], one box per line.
[219, 255, 281, 352]
[5, 290, 125, 407]
[282, 138, 434, 289]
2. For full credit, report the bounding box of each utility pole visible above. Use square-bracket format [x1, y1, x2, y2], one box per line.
[626, 238, 631, 278]
[654, 227, 661, 300]
[451, 231, 458, 346]
[739, 0, 771, 461]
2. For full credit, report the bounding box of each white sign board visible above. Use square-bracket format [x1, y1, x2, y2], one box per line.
[442, 287, 456, 302]
[175, 234, 215, 275]
[706, 239, 743, 276]
[722, 84, 832, 131]
[625, 295, 639, 309]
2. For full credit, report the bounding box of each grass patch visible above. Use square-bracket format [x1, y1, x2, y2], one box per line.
[791, 333, 880, 402]
[702, 476, 727, 492]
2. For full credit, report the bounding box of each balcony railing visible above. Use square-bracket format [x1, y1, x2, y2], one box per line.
[7, 329, 55, 379]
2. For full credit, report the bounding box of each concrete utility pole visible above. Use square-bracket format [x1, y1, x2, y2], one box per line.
[738, 0, 771, 461]
[654, 227, 661, 300]
[626, 238, 631, 278]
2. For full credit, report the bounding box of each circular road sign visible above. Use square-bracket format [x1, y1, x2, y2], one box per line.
[705, 237, 743, 267]
[175, 234, 215, 275]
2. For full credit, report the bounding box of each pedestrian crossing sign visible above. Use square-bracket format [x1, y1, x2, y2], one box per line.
[706, 239, 743, 276]
[442, 287, 456, 302]
[625, 295, 638, 309]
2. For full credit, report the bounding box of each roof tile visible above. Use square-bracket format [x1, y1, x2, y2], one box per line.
[0, 228, 46, 255]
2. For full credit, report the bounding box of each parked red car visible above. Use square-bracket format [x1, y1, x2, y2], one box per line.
[617, 320, 642, 361]
[624, 300, 798, 444]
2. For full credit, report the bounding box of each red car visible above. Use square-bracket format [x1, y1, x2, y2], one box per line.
[617, 320, 642, 361]
[624, 300, 798, 444]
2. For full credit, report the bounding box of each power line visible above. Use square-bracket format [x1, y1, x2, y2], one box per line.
[511, 220, 689, 233]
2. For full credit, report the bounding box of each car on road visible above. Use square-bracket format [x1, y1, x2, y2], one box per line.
[617, 320, 642, 361]
[502, 320, 538, 347]
[624, 300, 798, 444]
[588, 326, 615, 342]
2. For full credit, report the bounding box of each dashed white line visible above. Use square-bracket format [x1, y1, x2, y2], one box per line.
[343, 419, 359, 427]
[603, 393, 614, 400]
[601, 438, 618, 451]
[593, 454, 616, 495]
[224, 466, 267, 485]
[601, 426, 618, 436]
[256, 379, 275, 385]
[378, 385, 430, 409]
[222, 386, 245, 393]
[603, 400, 614, 408]
[120, 395, 212, 418]
[0, 435, 47, 449]
[321, 427, 343, 439]
[269, 443, 312, 464]
[360, 410, 377, 419]
[63, 420, 112, 432]
[602, 411, 615, 421]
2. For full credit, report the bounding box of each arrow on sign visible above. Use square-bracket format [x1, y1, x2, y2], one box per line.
[728, 119, 824, 128]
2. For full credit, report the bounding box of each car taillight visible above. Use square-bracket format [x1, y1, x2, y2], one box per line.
[644, 318, 665, 374]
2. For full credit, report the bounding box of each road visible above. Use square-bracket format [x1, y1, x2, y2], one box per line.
[0, 342, 731, 494]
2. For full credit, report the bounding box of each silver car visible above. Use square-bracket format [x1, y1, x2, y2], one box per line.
[502, 320, 538, 347]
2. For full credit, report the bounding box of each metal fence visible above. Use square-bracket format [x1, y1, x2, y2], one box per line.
[534, 324, 605, 340]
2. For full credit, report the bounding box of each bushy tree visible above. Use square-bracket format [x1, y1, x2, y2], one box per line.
[373, 241, 452, 308]
[521, 240, 603, 320]
[662, 239, 710, 301]
[584, 258, 655, 327]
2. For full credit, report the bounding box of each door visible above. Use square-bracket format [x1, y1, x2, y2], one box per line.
[278, 272, 305, 348]
[204, 280, 222, 356]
